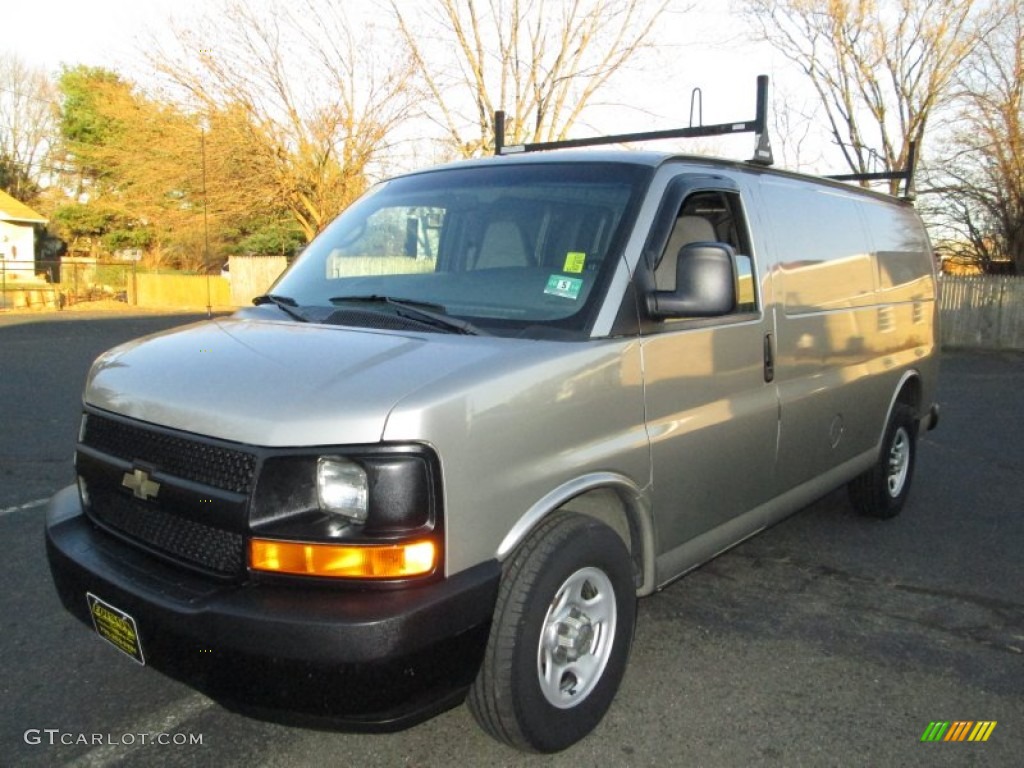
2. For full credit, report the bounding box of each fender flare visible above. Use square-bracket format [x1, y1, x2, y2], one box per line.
[878, 370, 923, 450]
[495, 472, 658, 596]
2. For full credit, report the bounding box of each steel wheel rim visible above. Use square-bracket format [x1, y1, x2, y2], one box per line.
[537, 566, 617, 709]
[886, 426, 911, 497]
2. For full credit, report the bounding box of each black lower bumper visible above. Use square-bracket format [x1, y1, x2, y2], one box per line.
[45, 485, 500, 730]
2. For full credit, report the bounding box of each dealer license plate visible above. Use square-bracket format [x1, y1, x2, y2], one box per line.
[86, 593, 145, 665]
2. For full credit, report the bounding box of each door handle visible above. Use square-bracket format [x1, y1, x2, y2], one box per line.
[763, 332, 775, 383]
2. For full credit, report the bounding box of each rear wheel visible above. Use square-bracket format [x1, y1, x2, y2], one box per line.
[468, 512, 636, 752]
[848, 402, 917, 518]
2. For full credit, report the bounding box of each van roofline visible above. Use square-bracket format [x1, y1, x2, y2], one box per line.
[400, 150, 919, 206]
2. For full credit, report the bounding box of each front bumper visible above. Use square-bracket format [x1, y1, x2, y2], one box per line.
[45, 485, 500, 730]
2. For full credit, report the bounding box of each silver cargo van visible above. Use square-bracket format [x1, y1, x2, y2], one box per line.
[46, 81, 939, 752]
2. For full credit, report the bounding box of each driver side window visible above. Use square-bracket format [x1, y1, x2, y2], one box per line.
[657, 191, 758, 314]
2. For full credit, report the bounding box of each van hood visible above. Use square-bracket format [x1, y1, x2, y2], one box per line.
[84, 317, 512, 446]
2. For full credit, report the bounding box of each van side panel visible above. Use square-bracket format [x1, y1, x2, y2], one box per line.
[861, 196, 940, 413]
[641, 320, 780, 563]
[774, 188, 877, 313]
[758, 176, 937, 495]
[860, 198, 937, 303]
[383, 339, 652, 578]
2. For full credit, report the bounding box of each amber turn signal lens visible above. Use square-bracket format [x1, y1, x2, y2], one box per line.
[250, 538, 437, 579]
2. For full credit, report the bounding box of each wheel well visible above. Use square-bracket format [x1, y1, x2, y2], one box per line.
[558, 488, 645, 590]
[896, 374, 922, 414]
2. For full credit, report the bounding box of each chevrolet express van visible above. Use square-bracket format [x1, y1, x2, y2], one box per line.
[45, 84, 939, 752]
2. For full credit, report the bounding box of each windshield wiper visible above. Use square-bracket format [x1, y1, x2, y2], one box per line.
[328, 294, 484, 335]
[252, 294, 308, 323]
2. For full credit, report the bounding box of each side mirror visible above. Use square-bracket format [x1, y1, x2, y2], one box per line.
[648, 243, 737, 318]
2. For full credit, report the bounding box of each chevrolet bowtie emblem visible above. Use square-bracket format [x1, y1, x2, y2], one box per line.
[122, 468, 160, 501]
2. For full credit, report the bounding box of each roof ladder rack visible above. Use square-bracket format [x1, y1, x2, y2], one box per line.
[826, 141, 918, 200]
[494, 75, 775, 167]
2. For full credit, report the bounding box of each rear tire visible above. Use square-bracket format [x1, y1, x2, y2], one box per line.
[848, 402, 917, 518]
[467, 512, 636, 753]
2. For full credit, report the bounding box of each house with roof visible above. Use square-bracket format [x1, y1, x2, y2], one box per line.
[0, 189, 47, 267]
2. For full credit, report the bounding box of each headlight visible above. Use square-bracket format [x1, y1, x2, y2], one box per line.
[249, 446, 442, 581]
[317, 457, 368, 523]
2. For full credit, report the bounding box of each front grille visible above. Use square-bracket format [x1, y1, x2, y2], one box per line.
[92, 490, 245, 577]
[83, 413, 257, 494]
[79, 412, 257, 578]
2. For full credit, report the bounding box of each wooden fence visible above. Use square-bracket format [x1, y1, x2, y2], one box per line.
[134, 273, 230, 309]
[228, 255, 289, 308]
[939, 275, 1024, 350]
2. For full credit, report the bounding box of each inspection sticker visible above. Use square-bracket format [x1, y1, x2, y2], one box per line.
[87, 593, 145, 664]
[544, 275, 584, 300]
[563, 251, 587, 273]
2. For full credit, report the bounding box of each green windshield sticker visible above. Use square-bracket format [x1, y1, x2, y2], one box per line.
[544, 275, 584, 300]
[563, 252, 586, 273]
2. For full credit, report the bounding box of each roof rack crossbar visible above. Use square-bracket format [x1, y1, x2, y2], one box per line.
[826, 141, 918, 199]
[827, 171, 905, 182]
[494, 75, 774, 166]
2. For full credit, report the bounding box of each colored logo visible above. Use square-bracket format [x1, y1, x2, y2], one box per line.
[921, 721, 997, 742]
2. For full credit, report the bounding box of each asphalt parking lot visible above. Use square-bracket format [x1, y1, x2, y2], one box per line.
[1, 310, 1022, 767]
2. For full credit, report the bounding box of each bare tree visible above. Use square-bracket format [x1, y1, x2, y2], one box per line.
[0, 53, 57, 202]
[923, 1, 1024, 273]
[149, 0, 416, 240]
[741, 0, 996, 194]
[769, 83, 824, 172]
[391, 0, 681, 158]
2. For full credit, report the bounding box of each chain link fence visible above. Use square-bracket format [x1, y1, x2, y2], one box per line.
[1, 257, 285, 311]
[1, 259, 136, 310]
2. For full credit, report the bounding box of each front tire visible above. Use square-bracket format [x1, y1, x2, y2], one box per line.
[468, 512, 636, 752]
[848, 402, 917, 518]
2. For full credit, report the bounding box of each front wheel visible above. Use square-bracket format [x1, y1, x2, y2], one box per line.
[467, 512, 636, 752]
[848, 402, 917, 518]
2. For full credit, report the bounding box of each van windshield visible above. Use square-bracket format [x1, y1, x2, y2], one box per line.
[270, 162, 650, 337]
